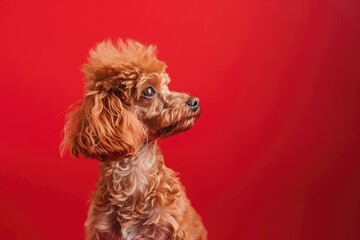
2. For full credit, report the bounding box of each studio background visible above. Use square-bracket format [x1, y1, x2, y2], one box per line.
[0, 0, 359, 239]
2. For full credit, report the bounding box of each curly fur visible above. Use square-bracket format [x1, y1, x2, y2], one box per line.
[61, 39, 207, 240]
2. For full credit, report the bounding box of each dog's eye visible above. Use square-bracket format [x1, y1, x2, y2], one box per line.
[142, 86, 156, 99]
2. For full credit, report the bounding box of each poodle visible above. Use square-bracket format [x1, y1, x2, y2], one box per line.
[61, 39, 207, 240]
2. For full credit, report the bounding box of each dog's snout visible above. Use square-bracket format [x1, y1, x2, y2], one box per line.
[186, 97, 200, 111]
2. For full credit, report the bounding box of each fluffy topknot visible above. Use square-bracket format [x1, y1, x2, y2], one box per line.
[82, 39, 166, 84]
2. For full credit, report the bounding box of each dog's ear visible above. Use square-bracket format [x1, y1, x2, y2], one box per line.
[60, 92, 146, 161]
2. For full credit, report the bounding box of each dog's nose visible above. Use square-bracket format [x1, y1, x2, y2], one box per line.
[186, 97, 200, 111]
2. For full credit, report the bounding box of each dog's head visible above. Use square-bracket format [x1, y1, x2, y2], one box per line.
[61, 39, 200, 161]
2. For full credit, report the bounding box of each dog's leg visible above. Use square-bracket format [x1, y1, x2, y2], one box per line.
[85, 204, 121, 240]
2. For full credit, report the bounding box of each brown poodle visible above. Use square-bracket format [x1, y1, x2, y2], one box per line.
[61, 39, 207, 240]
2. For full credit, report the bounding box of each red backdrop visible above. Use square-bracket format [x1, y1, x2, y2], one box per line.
[0, 0, 359, 239]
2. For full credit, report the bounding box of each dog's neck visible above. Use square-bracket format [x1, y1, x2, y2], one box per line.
[99, 141, 162, 199]
[95, 141, 184, 239]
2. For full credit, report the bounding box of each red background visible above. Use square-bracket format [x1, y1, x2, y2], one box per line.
[0, 0, 359, 239]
